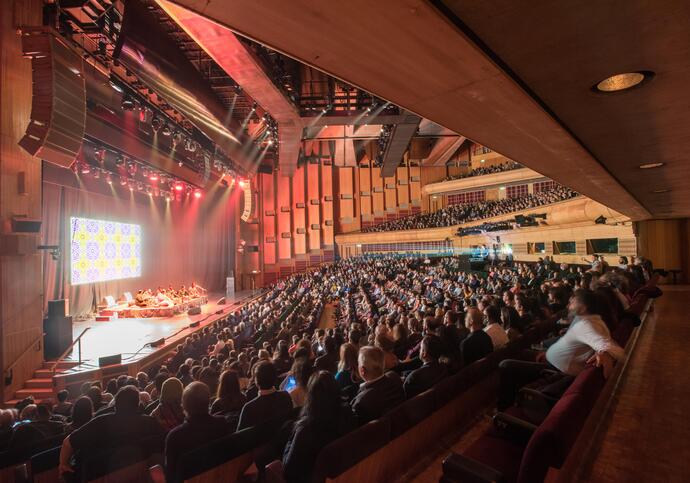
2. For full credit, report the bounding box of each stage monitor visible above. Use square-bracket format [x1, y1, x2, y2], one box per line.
[70, 217, 142, 285]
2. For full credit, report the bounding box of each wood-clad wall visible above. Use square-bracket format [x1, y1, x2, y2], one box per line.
[636, 218, 690, 283]
[0, 0, 44, 401]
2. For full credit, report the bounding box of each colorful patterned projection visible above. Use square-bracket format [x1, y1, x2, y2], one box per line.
[70, 217, 142, 285]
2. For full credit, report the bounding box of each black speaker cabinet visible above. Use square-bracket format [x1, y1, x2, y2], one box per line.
[99, 354, 122, 367]
[48, 299, 69, 317]
[43, 315, 73, 359]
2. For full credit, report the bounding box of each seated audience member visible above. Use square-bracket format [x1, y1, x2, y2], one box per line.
[210, 370, 247, 420]
[500, 306, 523, 342]
[0, 409, 17, 450]
[9, 403, 66, 451]
[282, 371, 354, 483]
[67, 397, 93, 433]
[351, 346, 405, 424]
[314, 335, 339, 373]
[237, 361, 293, 431]
[151, 377, 185, 432]
[335, 342, 361, 394]
[53, 390, 73, 417]
[60, 386, 165, 477]
[483, 305, 509, 350]
[460, 308, 494, 366]
[375, 333, 400, 371]
[403, 335, 448, 398]
[497, 289, 625, 410]
[287, 358, 313, 408]
[272, 340, 293, 375]
[165, 382, 232, 481]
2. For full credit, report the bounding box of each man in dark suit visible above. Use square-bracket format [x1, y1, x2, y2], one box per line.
[404, 335, 448, 398]
[314, 335, 339, 373]
[460, 308, 494, 366]
[237, 361, 293, 431]
[351, 346, 405, 424]
[165, 382, 232, 481]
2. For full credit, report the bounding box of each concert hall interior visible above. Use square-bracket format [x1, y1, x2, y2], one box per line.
[0, 1, 688, 482]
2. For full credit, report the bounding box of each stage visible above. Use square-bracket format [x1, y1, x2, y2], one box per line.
[62, 290, 256, 372]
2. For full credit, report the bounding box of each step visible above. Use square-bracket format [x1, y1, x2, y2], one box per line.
[3, 398, 51, 408]
[24, 378, 54, 389]
[34, 368, 57, 378]
[14, 387, 54, 399]
[42, 360, 80, 370]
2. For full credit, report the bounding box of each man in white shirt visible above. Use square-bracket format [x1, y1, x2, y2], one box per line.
[483, 305, 509, 350]
[497, 289, 624, 410]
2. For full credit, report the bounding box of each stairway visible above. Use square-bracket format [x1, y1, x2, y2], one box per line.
[4, 360, 80, 407]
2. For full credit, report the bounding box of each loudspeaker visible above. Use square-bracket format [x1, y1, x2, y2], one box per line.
[48, 299, 69, 317]
[189, 320, 200, 327]
[19, 31, 86, 168]
[188, 306, 202, 316]
[43, 315, 73, 359]
[99, 354, 122, 367]
[150, 338, 165, 347]
[11, 217, 42, 233]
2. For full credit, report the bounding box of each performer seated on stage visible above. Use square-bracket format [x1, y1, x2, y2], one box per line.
[189, 282, 206, 297]
[156, 288, 174, 307]
[135, 290, 148, 307]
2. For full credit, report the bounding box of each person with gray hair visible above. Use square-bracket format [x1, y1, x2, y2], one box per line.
[350, 346, 405, 424]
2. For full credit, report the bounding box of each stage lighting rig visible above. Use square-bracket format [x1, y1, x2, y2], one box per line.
[121, 95, 136, 111]
[172, 131, 183, 148]
[115, 155, 125, 167]
[161, 124, 172, 137]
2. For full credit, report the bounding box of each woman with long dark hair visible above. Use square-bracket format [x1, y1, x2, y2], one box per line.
[67, 396, 93, 433]
[282, 371, 352, 483]
[211, 370, 246, 417]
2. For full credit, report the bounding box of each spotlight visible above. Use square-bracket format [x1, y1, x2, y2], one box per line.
[80, 163, 90, 174]
[193, 189, 202, 199]
[119, 176, 128, 186]
[115, 155, 125, 167]
[161, 124, 172, 136]
[185, 139, 196, 152]
[129, 184, 134, 192]
[105, 173, 112, 184]
[93, 169, 100, 179]
[149, 172, 159, 181]
[174, 182, 184, 192]
[238, 180, 247, 189]
[151, 116, 162, 133]
[178, 161, 184, 167]
[137, 182, 144, 191]
[109, 79, 124, 93]
[121, 95, 135, 110]
[165, 195, 171, 202]
[267, 139, 273, 146]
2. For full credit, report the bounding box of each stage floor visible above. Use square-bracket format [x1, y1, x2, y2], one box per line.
[66, 290, 255, 369]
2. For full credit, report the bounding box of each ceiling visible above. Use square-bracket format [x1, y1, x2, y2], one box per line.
[161, 0, 690, 219]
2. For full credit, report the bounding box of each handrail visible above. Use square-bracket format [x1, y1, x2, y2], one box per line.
[51, 327, 90, 373]
[4, 331, 45, 384]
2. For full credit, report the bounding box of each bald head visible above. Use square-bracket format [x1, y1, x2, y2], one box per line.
[465, 308, 484, 331]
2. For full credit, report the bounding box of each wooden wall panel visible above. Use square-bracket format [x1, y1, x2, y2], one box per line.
[321, 163, 334, 246]
[292, 166, 307, 255]
[396, 166, 410, 208]
[307, 162, 321, 250]
[384, 173, 397, 214]
[0, 0, 45, 402]
[276, 175, 292, 259]
[358, 166, 372, 218]
[409, 165, 422, 208]
[260, 173, 276, 265]
[636, 218, 690, 283]
[371, 167, 385, 219]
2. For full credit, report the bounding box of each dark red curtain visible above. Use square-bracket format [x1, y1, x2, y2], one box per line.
[42, 175, 236, 316]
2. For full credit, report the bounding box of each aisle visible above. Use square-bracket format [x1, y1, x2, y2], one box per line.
[580, 286, 690, 482]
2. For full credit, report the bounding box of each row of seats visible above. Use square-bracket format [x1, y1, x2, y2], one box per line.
[440, 288, 655, 483]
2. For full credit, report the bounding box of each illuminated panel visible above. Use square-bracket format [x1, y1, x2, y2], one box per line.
[70, 217, 141, 285]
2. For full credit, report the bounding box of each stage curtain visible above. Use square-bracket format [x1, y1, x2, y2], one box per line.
[41, 178, 235, 316]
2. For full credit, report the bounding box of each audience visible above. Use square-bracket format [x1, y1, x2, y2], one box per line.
[444, 161, 522, 181]
[6, 250, 653, 482]
[362, 185, 577, 232]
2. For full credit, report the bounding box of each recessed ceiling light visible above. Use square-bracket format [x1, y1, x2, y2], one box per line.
[595, 71, 653, 92]
[651, 188, 671, 193]
[639, 162, 664, 169]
